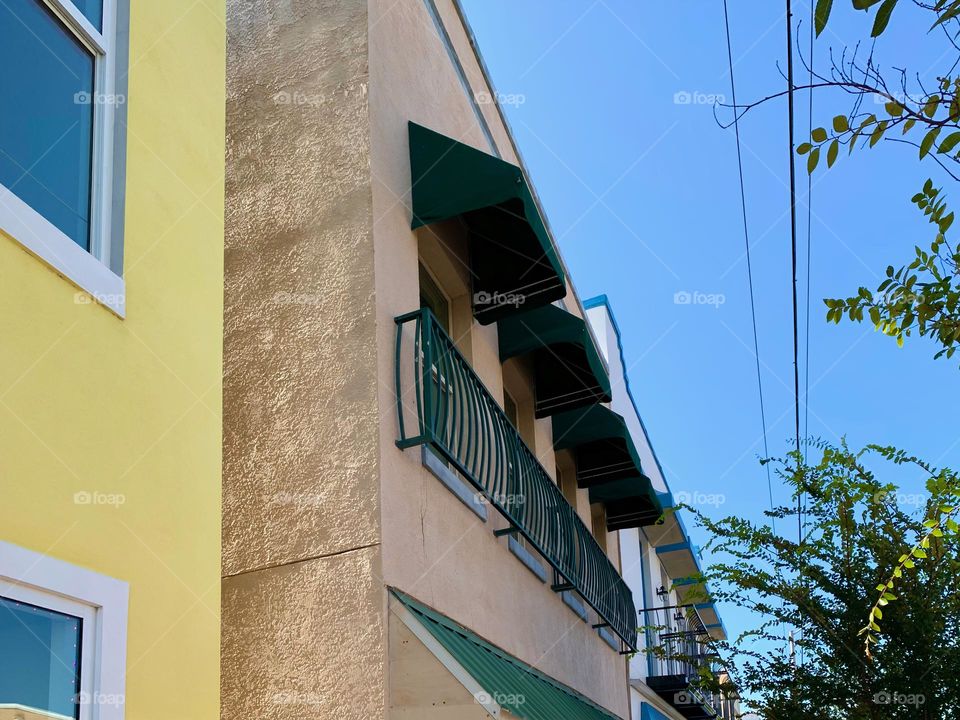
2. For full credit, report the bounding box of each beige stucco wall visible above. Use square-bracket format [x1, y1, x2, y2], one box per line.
[222, 0, 386, 718]
[223, 0, 629, 717]
[369, 0, 629, 716]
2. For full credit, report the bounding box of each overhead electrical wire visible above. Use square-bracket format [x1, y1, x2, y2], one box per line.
[785, 0, 803, 550]
[721, 0, 777, 534]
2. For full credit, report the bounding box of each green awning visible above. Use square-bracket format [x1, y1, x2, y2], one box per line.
[409, 122, 566, 324]
[498, 304, 612, 417]
[552, 405, 662, 530]
[393, 590, 620, 720]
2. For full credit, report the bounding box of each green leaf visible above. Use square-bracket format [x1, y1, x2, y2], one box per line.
[827, 139, 840, 167]
[797, 142, 813, 155]
[812, 127, 828, 143]
[932, 0, 960, 28]
[808, 147, 821, 174]
[923, 95, 940, 118]
[833, 115, 849, 133]
[872, 0, 897, 36]
[885, 99, 903, 116]
[815, 0, 834, 35]
[939, 131, 960, 154]
[903, 118, 916, 134]
[920, 127, 941, 158]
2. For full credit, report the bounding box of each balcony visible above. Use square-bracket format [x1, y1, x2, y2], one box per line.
[394, 307, 638, 651]
[643, 604, 726, 719]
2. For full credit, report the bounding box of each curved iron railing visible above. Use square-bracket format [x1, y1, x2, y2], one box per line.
[395, 307, 637, 651]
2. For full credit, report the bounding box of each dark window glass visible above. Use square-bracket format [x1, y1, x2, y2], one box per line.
[0, 0, 96, 250]
[72, 0, 103, 31]
[0, 596, 83, 719]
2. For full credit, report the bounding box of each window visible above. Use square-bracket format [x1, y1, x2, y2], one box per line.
[0, 541, 128, 720]
[419, 263, 450, 332]
[591, 503, 608, 553]
[0, 0, 128, 315]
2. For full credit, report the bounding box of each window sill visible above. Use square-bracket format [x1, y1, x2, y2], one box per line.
[562, 591, 588, 622]
[421, 446, 487, 521]
[598, 625, 619, 651]
[507, 536, 547, 582]
[0, 188, 125, 317]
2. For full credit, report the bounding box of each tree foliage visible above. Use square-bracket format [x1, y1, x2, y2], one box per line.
[691, 441, 960, 719]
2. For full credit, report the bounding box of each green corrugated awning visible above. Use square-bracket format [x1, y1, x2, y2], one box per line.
[393, 590, 620, 720]
[409, 122, 566, 324]
[498, 304, 612, 417]
[552, 405, 662, 530]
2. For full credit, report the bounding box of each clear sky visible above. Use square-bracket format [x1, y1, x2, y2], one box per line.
[459, 0, 960, 664]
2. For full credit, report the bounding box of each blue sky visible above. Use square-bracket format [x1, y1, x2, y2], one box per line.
[459, 0, 960, 663]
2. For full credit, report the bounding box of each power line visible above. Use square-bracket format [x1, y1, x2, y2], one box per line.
[721, 0, 777, 533]
[785, 0, 802, 547]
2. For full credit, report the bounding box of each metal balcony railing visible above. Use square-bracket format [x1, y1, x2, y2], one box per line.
[395, 307, 638, 650]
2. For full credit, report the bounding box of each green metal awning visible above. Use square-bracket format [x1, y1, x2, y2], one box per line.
[552, 405, 662, 529]
[393, 590, 620, 720]
[498, 304, 612, 417]
[409, 122, 566, 324]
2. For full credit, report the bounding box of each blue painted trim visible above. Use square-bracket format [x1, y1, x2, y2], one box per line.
[562, 591, 588, 621]
[655, 541, 692, 555]
[641, 702, 672, 720]
[598, 625, 619, 651]
[508, 536, 547, 583]
[422, 446, 487, 520]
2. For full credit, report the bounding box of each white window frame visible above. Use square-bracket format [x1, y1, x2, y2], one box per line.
[0, 540, 129, 720]
[0, 0, 126, 316]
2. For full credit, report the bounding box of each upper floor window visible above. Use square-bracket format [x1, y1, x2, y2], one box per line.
[0, 0, 128, 315]
[419, 263, 450, 333]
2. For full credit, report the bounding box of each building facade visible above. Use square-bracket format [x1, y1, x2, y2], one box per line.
[0, 0, 225, 718]
[222, 1, 726, 720]
[586, 299, 738, 720]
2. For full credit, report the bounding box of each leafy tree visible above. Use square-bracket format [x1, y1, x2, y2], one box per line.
[726, 1, 960, 360]
[688, 441, 960, 719]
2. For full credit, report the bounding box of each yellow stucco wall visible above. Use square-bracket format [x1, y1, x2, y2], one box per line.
[0, 1, 225, 718]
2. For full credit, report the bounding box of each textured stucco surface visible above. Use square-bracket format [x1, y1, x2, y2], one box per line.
[223, 0, 380, 575]
[224, 0, 629, 717]
[221, 547, 386, 719]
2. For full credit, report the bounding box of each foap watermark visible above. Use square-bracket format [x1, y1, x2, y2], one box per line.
[474, 90, 526, 107]
[77, 691, 125, 708]
[872, 489, 927, 508]
[675, 490, 726, 508]
[272, 90, 327, 107]
[477, 492, 526, 507]
[74, 291, 125, 308]
[873, 691, 925, 707]
[673, 90, 725, 106]
[74, 491, 126, 507]
[271, 491, 325, 508]
[474, 290, 525, 310]
[674, 290, 725, 309]
[474, 690, 525, 707]
[74, 91, 126, 106]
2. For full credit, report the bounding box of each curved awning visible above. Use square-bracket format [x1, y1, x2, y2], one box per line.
[552, 405, 662, 529]
[409, 122, 566, 323]
[498, 304, 612, 417]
